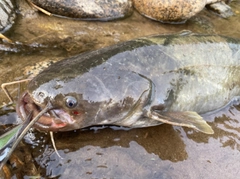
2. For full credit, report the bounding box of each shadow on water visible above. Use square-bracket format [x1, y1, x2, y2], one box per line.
[5, 101, 236, 179]
[0, 102, 240, 178]
[33, 125, 187, 178]
[188, 103, 240, 149]
[14, 103, 239, 179]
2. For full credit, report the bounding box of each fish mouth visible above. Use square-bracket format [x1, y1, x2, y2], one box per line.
[17, 93, 75, 132]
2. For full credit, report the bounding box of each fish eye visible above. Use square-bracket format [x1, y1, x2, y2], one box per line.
[65, 96, 78, 108]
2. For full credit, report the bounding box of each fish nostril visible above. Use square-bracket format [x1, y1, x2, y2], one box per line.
[38, 92, 45, 98]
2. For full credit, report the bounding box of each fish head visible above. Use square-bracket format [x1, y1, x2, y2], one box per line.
[17, 76, 102, 132]
[17, 70, 153, 132]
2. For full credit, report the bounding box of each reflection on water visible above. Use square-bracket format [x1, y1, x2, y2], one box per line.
[0, 0, 240, 178]
[0, 103, 240, 178]
[20, 104, 239, 179]
[27, 124, 188, 178]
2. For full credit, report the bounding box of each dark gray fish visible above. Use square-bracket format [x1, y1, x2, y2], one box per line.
[17, 33, 240, 134]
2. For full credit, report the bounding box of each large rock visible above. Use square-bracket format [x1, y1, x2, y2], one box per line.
[132, 0, 233, 23]
[29, 0, 133, 20]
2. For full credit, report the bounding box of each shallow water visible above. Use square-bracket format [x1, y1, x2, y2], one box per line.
[0, 0, 240, 178]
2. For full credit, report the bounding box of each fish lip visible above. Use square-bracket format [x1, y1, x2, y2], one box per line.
[16, 92, 30, 120]
[17, 92, 73, 131]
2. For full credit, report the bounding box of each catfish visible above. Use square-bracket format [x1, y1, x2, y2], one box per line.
[17, 33, 240, 134]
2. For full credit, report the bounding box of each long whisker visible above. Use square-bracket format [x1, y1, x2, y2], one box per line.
[50, 110, 59, 118]
[0, 102, 53, 169]
[1, 79, 31, 103]
[50, 132, 63, 159]
[48, 108, 63, 159]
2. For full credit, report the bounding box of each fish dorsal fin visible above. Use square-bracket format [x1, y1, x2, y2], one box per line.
[146, 110, 214, 134]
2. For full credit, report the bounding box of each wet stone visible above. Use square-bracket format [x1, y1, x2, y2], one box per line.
[132, 0, 232, 23]
[30, 0, 133, 21]
[206, 1, 233, 18]
[0, 0, 16, 32]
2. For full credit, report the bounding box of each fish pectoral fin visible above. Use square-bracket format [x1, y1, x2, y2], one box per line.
[147, 110, 214, 134]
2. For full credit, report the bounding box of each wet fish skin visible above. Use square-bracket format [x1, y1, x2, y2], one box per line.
[21, 33, 240, 133]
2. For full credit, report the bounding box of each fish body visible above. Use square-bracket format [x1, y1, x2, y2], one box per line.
[18, 33, 240, 133]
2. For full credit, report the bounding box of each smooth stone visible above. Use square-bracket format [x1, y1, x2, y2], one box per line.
[132, 0, 232, 24]
[30, 0, 133, 21]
